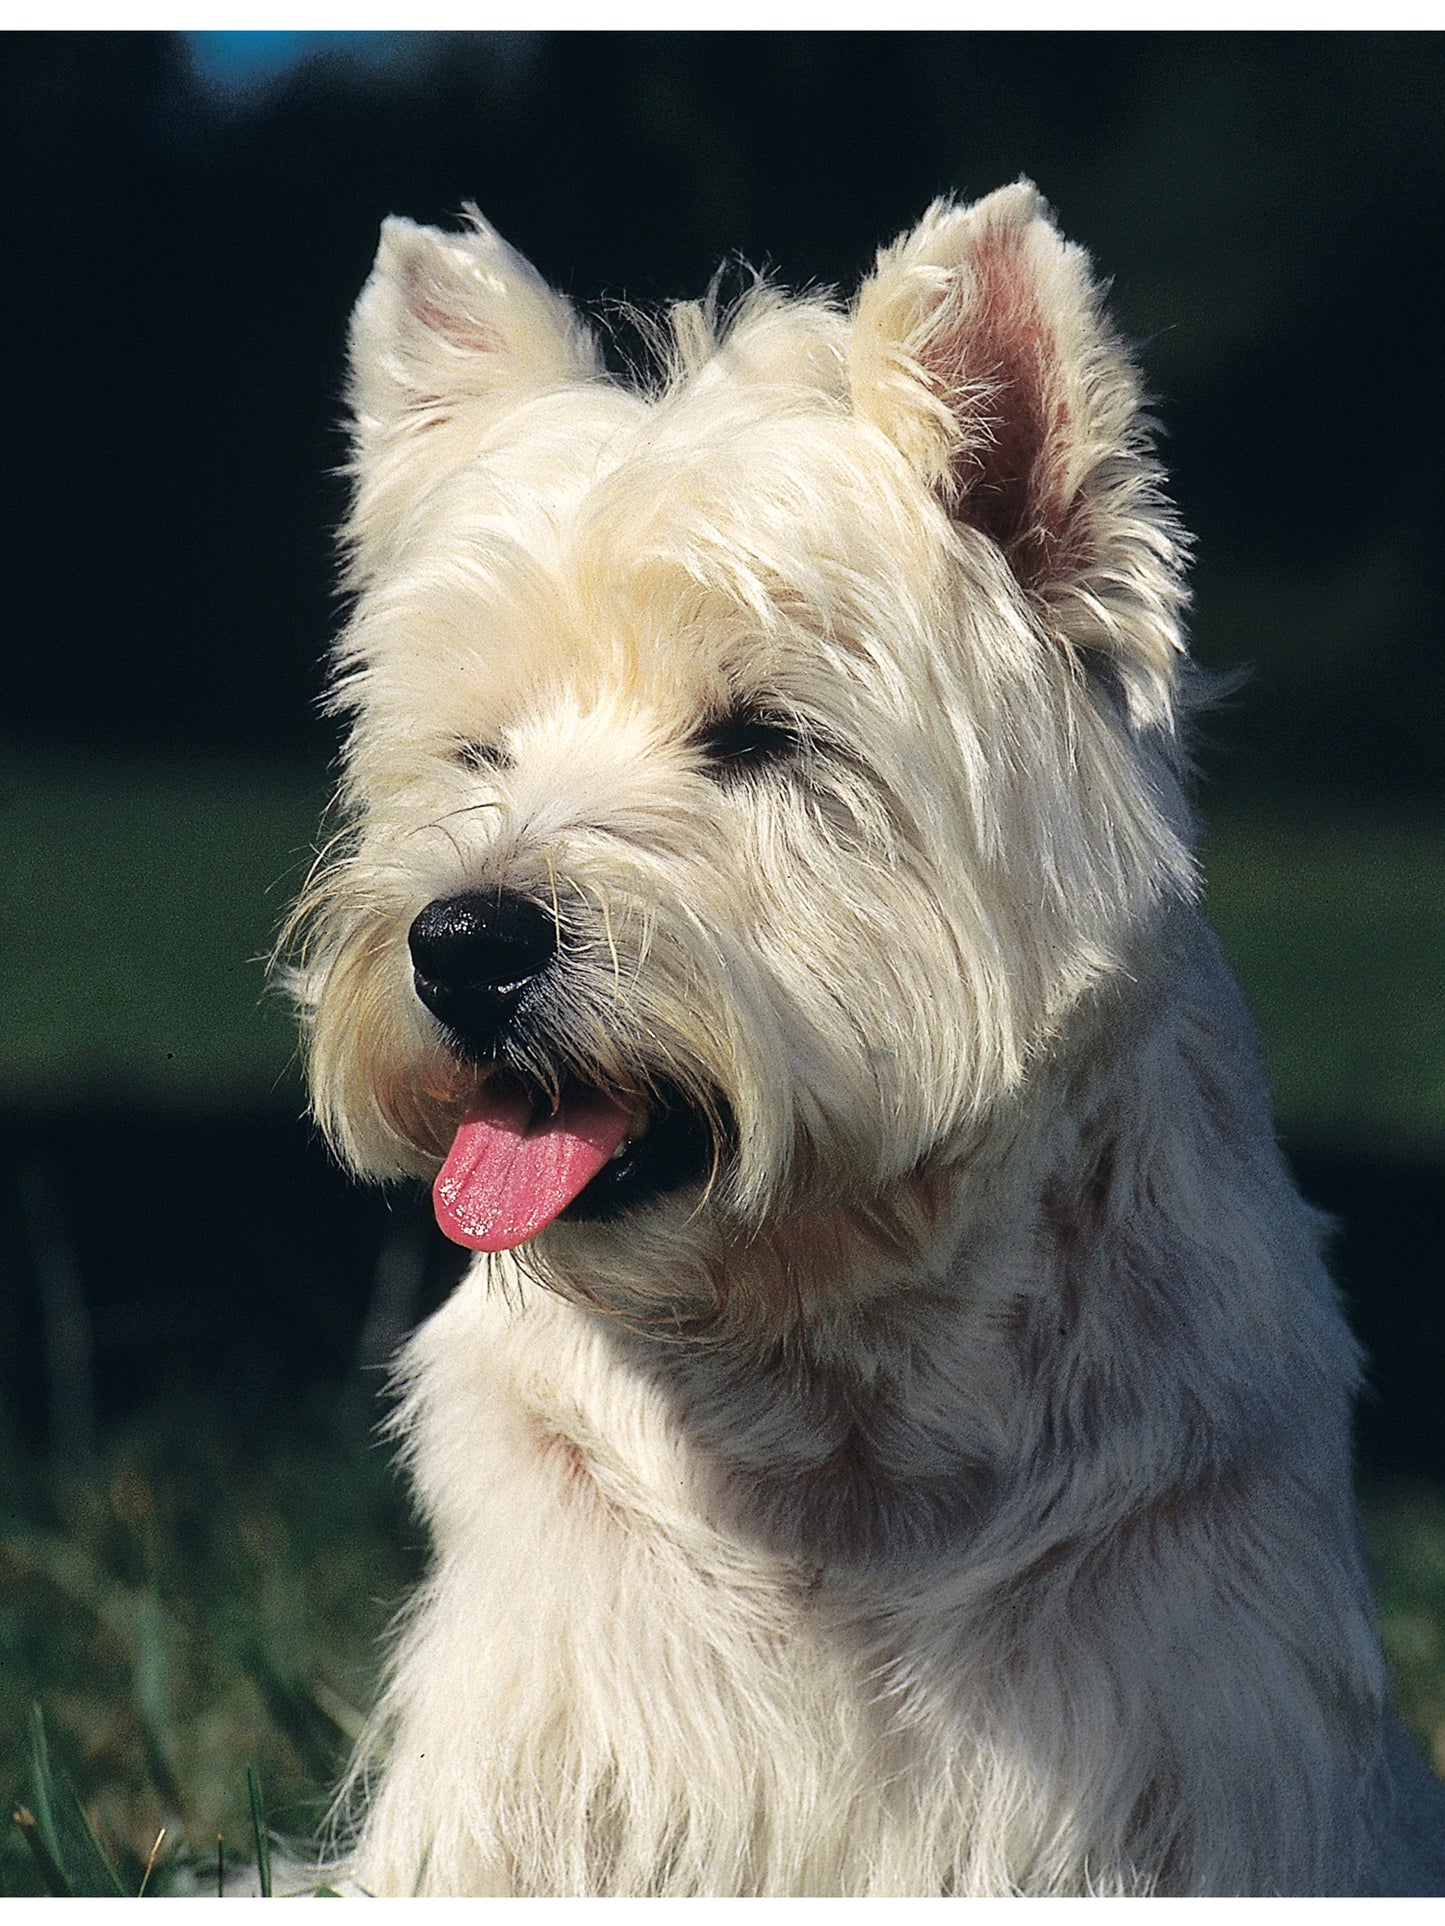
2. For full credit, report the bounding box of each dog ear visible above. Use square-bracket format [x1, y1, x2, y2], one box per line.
[344, 213, 600, 573]
[850, 181, 1187, 721]
[349, 211, 599, 441]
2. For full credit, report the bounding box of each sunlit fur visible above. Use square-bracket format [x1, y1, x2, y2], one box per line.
[286, 183, 1445, 1894]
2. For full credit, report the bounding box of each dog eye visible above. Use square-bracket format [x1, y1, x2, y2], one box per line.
[696, 709, 802, 778]
[453, 739, 512, 773]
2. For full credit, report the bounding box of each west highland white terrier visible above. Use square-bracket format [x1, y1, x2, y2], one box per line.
[286, 183, 1445, 1894]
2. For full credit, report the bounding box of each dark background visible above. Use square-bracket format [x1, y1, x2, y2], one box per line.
[3, 30, 1443, 1472]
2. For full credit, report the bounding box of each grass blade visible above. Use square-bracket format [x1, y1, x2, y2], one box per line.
[26, 1706, 62, 1870]
[24, 1706, 125, 1895]
[13, 1806, 73, 1897]
[59, 1772, 127, 1896]
[134, 1585, 183, 1811]
[247, 1765, 273, 1898]
[138, 1825, 167, 1897]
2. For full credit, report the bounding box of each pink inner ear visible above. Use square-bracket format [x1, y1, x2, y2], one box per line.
[404, 261, 499, 355]
[923, 230, 1079, 592]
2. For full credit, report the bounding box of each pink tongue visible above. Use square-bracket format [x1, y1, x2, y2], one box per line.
[432, 1083, 635, 1252]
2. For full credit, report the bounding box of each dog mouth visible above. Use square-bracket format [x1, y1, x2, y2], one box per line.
[431, 1070, 716, 1252]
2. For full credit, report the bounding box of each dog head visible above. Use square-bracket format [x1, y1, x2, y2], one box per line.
[286, 184, 1194, 1303]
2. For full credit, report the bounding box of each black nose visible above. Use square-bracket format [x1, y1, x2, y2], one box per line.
[408, 890, 557, 1052]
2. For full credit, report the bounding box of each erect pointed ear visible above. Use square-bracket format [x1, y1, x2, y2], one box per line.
[850, 182, 1187, 723]
[349, 210, 599, 442]
[343, 212, 601, 573]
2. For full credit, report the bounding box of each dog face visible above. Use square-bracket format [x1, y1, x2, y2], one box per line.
[287, 184, 1194, 1294]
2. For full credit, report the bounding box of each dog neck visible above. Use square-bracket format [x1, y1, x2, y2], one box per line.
[498, 900, 1352, 1577]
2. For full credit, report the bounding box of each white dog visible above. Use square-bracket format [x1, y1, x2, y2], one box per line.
[287, 182, 1445, 1894]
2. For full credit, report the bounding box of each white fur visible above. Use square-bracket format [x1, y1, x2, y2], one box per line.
[285, 183, 1445, 1894]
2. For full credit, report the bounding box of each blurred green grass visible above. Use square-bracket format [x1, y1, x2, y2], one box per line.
[1, 1404, 418, 1896]
[3, 754, 1443, 1151]
[1203, 802, 1445, 1155]
[0, 755, 327, 1103]
[1367, 1481, 1445, 1783]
